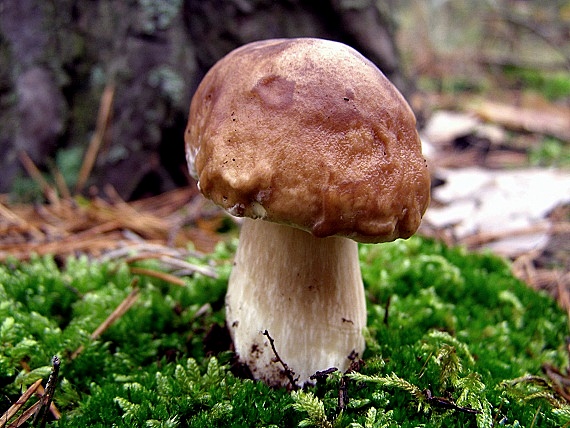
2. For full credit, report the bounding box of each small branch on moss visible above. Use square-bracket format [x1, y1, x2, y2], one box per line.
[89, 284, 140, 341]
[126, 253, 218, 279]
[262, 330, 299, 390]
[129, 266, 187, 286]
[309, 367, 338, 383]
[7, 400, 41, 428]
[4, 357, 62, 428]
[338, 351, 364, 411]
[338, 376, 349, 412]
[543, 363, 570, 403]
[18, 360, 62, 423]
[32, 356, 61, 428]
[423, 388, 481, 414]
[100, 242, 204, 262]
[109, 243, 218, 285]
[71, 281, 140, 359]
[0, 379, 42, 428]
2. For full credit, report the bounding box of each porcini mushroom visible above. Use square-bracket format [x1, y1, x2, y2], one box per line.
[185, 38, 430, 387]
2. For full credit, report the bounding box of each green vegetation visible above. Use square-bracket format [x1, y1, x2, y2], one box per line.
[416, 75, 489, 96]
[1, 237, 569, 427]
[503, 66, 570, 101]
[529, 137, 570, 168]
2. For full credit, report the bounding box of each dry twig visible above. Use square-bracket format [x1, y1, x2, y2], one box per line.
[75, 84, 115, 193]
[0, 379, 43, 428]
[70, 282, 141, 360]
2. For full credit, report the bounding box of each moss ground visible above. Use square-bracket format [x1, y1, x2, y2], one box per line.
[1, 236, 568, 427]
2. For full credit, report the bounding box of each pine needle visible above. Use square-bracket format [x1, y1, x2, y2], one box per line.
[75, 83, 115, 193]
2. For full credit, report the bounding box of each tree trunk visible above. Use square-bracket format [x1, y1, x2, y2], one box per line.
[0, 0, 408, 199]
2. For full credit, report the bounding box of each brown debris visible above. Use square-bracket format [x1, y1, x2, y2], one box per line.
[262, 329, 300, 391]
[472, 100, 570, 142]
[1, 359, 62, 428]
[513, 252, 570, 319]
[422, 94, 569, 317]
[0, 185, 225, 262]
[0, 379, 43, 428]
[543, 362, 570, 404]
[75, 84, 115, 194]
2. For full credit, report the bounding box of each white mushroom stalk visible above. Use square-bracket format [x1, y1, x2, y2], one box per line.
[226, 218, 366, 387]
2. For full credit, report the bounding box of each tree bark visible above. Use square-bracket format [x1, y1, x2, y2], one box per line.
[0, 0, 408, 199]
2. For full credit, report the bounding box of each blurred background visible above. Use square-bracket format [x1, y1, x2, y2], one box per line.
[0, 0, 569, 298]
[1, 0, 567, 199]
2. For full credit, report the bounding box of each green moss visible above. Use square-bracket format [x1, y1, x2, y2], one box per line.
[0, 237, 568, 427]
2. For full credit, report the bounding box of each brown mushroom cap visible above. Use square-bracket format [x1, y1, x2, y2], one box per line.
[185, 38, 430, 243]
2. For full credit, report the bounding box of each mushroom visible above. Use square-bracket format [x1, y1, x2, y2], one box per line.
[184, 38, 430, 387]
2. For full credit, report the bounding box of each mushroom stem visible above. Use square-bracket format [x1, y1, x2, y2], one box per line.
[226, 218, 367, 387]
